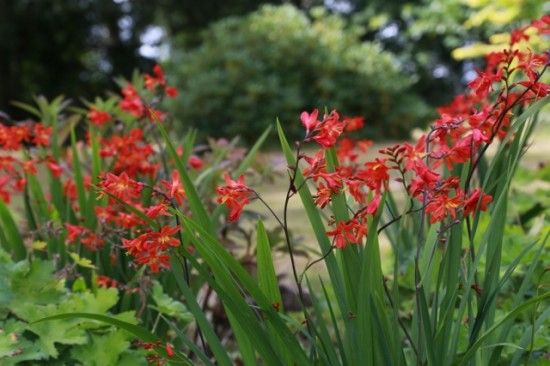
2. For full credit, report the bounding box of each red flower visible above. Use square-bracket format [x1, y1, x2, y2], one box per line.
[165, 343, 174, 358]
[312, 111, 345, 148]
[0, 176, 11, 202]
[99, 172, 143, 200]
[87, 107, 112, 126]
[216, 173, 253, 221]
[425, 190, 464, 224]
[153, 226, 181, 250]
[314, 182, 333, 208]
[343, 116, 364, 132]
[145, 204, 170, 218]
[144, 64, 179, 98]
[119, 84, 145, 118]
[46, 159, 63, 177]
[162, 171, 186, 205]
[96, 275, 118, 288]
[65, 224, 104, 251]
[301, 109, 319, 135]
[468, 70, 502, 99]
[365, 193, 382, 215]
[359, 158, 389, 192]
[32, 123, 52, 146]
[409, 161, 440, 198]
[64, 179, 77, 200]
[165, 86, 179, 98]
[187, 155, 203, 170]
[463, 188, 492, 216]
[326, 217, 367, 249]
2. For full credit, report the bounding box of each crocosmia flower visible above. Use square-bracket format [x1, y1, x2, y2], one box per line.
[216, 173, 254, 221]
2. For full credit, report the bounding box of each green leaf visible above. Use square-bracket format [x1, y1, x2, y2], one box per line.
[69, 253, 97, 270]
[70, 329, 147, 366]
[458, 291, 550, 365]
[181, 215, 310, 364]
[169, 255, 232, 366]
[151, 281, 193, 323]
[33, 312, 190, 364]
[0, 200, 26, 260]
[256, 220, 283, 311]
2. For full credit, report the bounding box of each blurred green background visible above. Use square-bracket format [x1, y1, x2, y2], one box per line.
[1, 0, 546, 142]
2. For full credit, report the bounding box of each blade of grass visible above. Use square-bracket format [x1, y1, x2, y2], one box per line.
[0, 200, 26, 260]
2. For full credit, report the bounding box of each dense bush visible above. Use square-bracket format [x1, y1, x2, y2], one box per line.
[168, 5, 432, 143]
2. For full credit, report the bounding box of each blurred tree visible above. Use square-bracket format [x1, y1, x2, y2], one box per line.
[0, 0, 300, 118]
[167, 5, 432, 143]
[0, 0, 155, 118]
[141, 0, 304, 46]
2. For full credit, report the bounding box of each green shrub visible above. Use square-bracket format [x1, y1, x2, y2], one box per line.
[168, 5, 432, 143]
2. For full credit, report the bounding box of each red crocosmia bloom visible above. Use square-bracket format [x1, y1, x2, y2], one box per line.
[145, 204, 170, 218]
[0, 125, 30, 150]
[87, 107, 112, 126]
[463, 188, 493, 216]
[188, 155, 204, 170]
[403, 136, 426, 170]
[65, 223, 86, 243]
[343, 116, 364, 132]
[346, 179, 366, 204]
[510, 27, 529, 45]
[409, 161, 440, 197]
[145, 107, 167, 123]
[359, 158, 389, 191]
[301, 109, 319, 135]
[144, 65, 179, 98]
[145, 65, 166, 90]
[46, 159, 63, 177]
[100, 172, 143, 200]
[365, 193, 382, 215]
[14, 178, 26, 191]
[0, 156, 17, 173]
[0, 176, 11, 202]
[165, 86, 179, 98]
[162, 171, 186, 205]
[117, 212, 145, 229]
[519, 81, 550, 97]
[318, 172, 343, 191]
[64, 179, 77, 200]
[312, 112, 345, 148]
[96, 275, 118, 288]
[216, 173, 253, 221]
[425, 191, 464, 224]
[136, 249, 170, 273]
[81, 232, 105, 251]
[21, 159, 37, 175]
[120, 84, 145, 118]
[336, 138, 359, 162]
[468, 70, 502, 99]
[303, 150, 326, 178]
[153, 226, 181, 250]
[531, 15, 550, 33]
[314, 182, 333, 208]
[518, 53, 548, 81]
[326, 218, 367, 249]
[32, 123, 52, 146]
[165, 343, 174, 358]
[123, 230, 173, 272]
